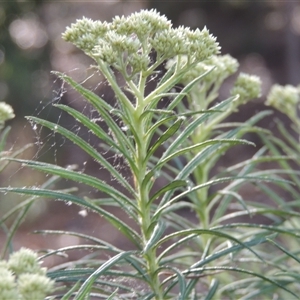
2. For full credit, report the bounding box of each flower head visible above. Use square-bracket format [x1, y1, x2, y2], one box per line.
[63, 10, 219, 75]
[63, 17, 110, 54]
[167, 54, 238, 87]
[231, 73, 261, 103]
[0, 267, 18, 300]
[0, 248, 54, 300]
[0, 102, 14, 123]
[112, 9, 171, 40]
[8, 247, 45, 276]
[266, 84, 299, 121]
[18, 273, 54, 300]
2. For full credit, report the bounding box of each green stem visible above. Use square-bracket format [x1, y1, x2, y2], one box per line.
[130, 73, 163, 299]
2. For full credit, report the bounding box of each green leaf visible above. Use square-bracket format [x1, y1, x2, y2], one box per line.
[107, 289, 119, 300]
[159, 111, 273, 209]
[217, 190, 251, 217]
[0, 187, 141, 247]
[0, 126, 11, 152]
[159, 266, 187, 300]
[212, 223, 300, 239]
[158, 139, 254, 172]
[205, 279, 219, 300]
[61, 281, 81, 300]
[144, 220, 166, 253]
[164, 66, 215, 111]
[158, 234, 199, 263]
[33, 230, 121, 253]
[145, 115, 177, 145]
[54, 104, 137, 174]
[53, 72, 113, 111]
[0, 175, 61, 259]
[74, 251, 132, 300]
[184, 266, 298, 299]
[148, 180, 186, 206]
[156, 60, 177, 88]
[179, 109, 223, 117]
[6, 158, 139, 216]
[155, 228, 265, 263]
[155, 175, 283, 219]
[212, 207, 300, 226]
[161, 96, 237, 160]
[267, 238, 300, 264]
[190, 235, 270, 269]
[144, 117, 184, 162]
[27, 116, 135, 195]
[54, 72, 134, 154]
[140, 109, 175, 121]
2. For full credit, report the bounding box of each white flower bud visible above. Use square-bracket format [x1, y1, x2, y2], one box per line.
[231, 73, 261, 103]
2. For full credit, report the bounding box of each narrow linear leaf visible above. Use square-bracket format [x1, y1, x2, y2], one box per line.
[145, 117, 184, 162]
[0, 175, 61, 258]
[154, 228, 265, 264]
[162, 238, 286, 297]
[184, 266, 298, 299]
[26, 116, 135, 195]
[160, 112, 275, 208]
[164, 66, 215, 111]
[0, 187, 141, 247]
[213, 207, 300, 226]
[158, 266, 187, 300]
[148, 180, 186, 206]
[162, 96, 237, 160]
[33, 230, 122, 253]
[205, 279, 219, 300]
[267, 238, 300, 264]
[145, 115, 177, 143]
[107, 289, 119, 300]
[212, 223, 300, 239]
[5, 158, 139, 215]
[74, 251, 132, 300]
[157, 139, 255, 171]
[54, 72, 134, 153]
[217, 190, 251, 216]
[54, 104, 136, 173]
[155, 175, 288, 219]
[158, 234, 198, 263]
[53, 72, 113, 112]
[0, 126, 11, 152]
[144, 220, 166, 253]
[61, 281, 81, 300]
[179, 109, 223, 117]
[140, 109, 175, 121]
[156, 60, 176, 88]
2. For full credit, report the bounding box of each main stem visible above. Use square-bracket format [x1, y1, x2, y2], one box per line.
[132, 80, 164, 300]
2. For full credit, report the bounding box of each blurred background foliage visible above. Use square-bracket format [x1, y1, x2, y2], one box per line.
[0, 0, 299, 255]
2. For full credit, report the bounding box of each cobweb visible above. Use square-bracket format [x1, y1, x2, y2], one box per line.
[2, 67, 138, 243]
[29, 67, 131, 184]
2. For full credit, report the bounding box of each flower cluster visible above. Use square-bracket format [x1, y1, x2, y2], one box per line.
[0, 102, 14, 125]
[167, 54, 238, 87]
[63, 9, 220, 75]
[231, 73, 262, 104]
[0, 248, 54, 300]
[266, 84, 300, 122]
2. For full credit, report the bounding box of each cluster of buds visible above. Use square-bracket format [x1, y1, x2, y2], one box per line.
[168, 54, 238, 88]
[231, 73, 262, 104]
[0, 102, 14, 128]
[266, 84, 300, 123]
[0, 248, 54, 300]
[62, 9, 220, 76]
